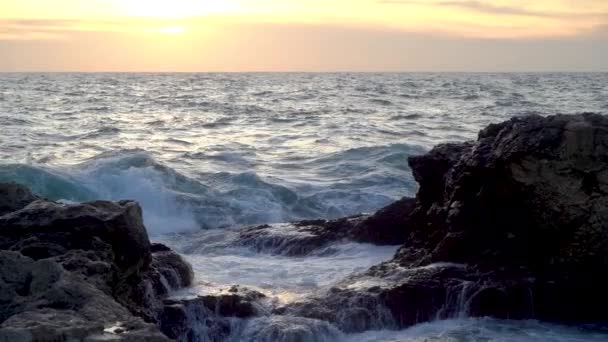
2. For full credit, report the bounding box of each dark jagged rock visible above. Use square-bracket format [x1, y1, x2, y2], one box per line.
[159, 286, 266, 340]
[379, 113, 608, 325]
[202, 285, 266, 318]
[235, 219, 362, 256]
[0, 250, 170, 341]
[350, 197, 417, 245]
[0, 184, 194, 341]
[0, 183, 39, 216]
[385, 113, 608, 323]
[119, 244, 194, 324]
[235, 198, 417, 256]
[159, 297, 232, 342]
[277, 262, 474, 332]
[0, 199, 151, 277]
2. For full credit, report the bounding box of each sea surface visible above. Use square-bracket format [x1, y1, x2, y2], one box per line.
[1, 73, 607, 341]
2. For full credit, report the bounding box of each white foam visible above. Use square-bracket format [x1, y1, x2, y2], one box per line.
[346, 318, 608, 342]
[75, 153, 201, 235]
[157, 231, 399, 303]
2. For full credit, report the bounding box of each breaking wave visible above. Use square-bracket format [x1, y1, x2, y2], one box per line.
[0, 144, 421, 235]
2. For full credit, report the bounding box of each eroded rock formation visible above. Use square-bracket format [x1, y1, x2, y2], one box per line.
[0, 184, 193, 341]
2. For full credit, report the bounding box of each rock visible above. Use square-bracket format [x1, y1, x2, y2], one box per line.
[277, 287, 394, 333]
[350, 197, 416, 245]
[200, 285, 266, 318]
[159, 298, 232, 342]
[0, 199, 151, 274]
[0, 251, 169, 342]
[235, 219, 361, 256]
[403, 114, 608, 269]
[0, 183, 38, 217]
[117, 244, 194, 324]
[158, 285, 266, 340]
[384, 113, 608, 325]
[0, 184, 194, 341]
[278, 263, 473, 332]
[234, 199, 417, 257]
[400, 114, 608, 318]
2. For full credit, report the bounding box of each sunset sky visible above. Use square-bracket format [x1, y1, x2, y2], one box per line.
[1, 0, 607, 71]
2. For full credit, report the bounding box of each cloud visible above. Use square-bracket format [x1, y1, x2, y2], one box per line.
[0, 19, 79, 40]
[1, 21, 606, 72]
[0, 18, 167, 40]
[377, 0, 608, 19]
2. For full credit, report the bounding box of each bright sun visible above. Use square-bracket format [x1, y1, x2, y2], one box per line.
[155, 26, 186, 34]
[120, 0, 238, 18]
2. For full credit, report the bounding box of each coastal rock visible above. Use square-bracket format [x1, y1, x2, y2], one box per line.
[386, 113, 608, 324]
[350, 197, 416, 245]
[159, 286, 265, 340]
[284, 113, 608, 329]
[235, 198, 416, 256]
[0, 183, 39, 216]
[159, 297, 232, 341]
[0, 184, 194, 341]
[236, 218, 364, 256]
[278, 263, 472, 332]
[0, 250, 169, 342]
[0, 198, 151, 277]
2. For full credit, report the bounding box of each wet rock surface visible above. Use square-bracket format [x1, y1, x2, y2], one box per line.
[235, 197, 416, 257]
[159, 285, 267, 340]
[391, 113, 608, 323]
[0, 183, 39, 217]
[0, 183, 193, 341]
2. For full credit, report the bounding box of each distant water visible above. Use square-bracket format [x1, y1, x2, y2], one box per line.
[1, 73, 607, 341]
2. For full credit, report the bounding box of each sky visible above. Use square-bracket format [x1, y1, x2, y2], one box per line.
[1, 0, 607, 72]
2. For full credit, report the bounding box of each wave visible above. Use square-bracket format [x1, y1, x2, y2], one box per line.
[76, 126, 121, 139]
[0, 144, 422, 235]
[368, 99, 393, 106]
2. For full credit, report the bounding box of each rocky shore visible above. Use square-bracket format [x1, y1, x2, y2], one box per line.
[0, 184, 194, 341]
[275, 113, 608, 330]
[1, 113, 607, 340]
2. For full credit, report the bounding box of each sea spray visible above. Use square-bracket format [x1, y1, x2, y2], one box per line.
[0, 145, 418, 234]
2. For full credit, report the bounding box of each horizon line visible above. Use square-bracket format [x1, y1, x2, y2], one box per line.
[1, 70, 607, 74]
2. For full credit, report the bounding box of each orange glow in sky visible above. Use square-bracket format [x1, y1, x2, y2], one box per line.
[0, 0, 607, 71]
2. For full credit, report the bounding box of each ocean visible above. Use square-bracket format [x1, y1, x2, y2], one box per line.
[1, 72, 607, 341]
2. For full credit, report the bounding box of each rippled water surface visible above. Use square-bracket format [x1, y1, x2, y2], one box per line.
[1, 73, 607, 341]
[2, 73, 607, 231]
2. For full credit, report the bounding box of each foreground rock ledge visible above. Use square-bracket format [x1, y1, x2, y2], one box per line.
[0, 185, 193, 341]
[281, 113, 608, 330]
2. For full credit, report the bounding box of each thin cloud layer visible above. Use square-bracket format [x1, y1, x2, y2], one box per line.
[1, 0, 607, 71]
[378, 0, 608, 19]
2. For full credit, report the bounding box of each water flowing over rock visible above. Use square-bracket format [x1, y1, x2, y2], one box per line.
[234, 197, 417, 257]
[398, 113, 608, 322]
[159, 285, 267, 341]
[0, 183, 194, 341]
[277, 113, 608, 331]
